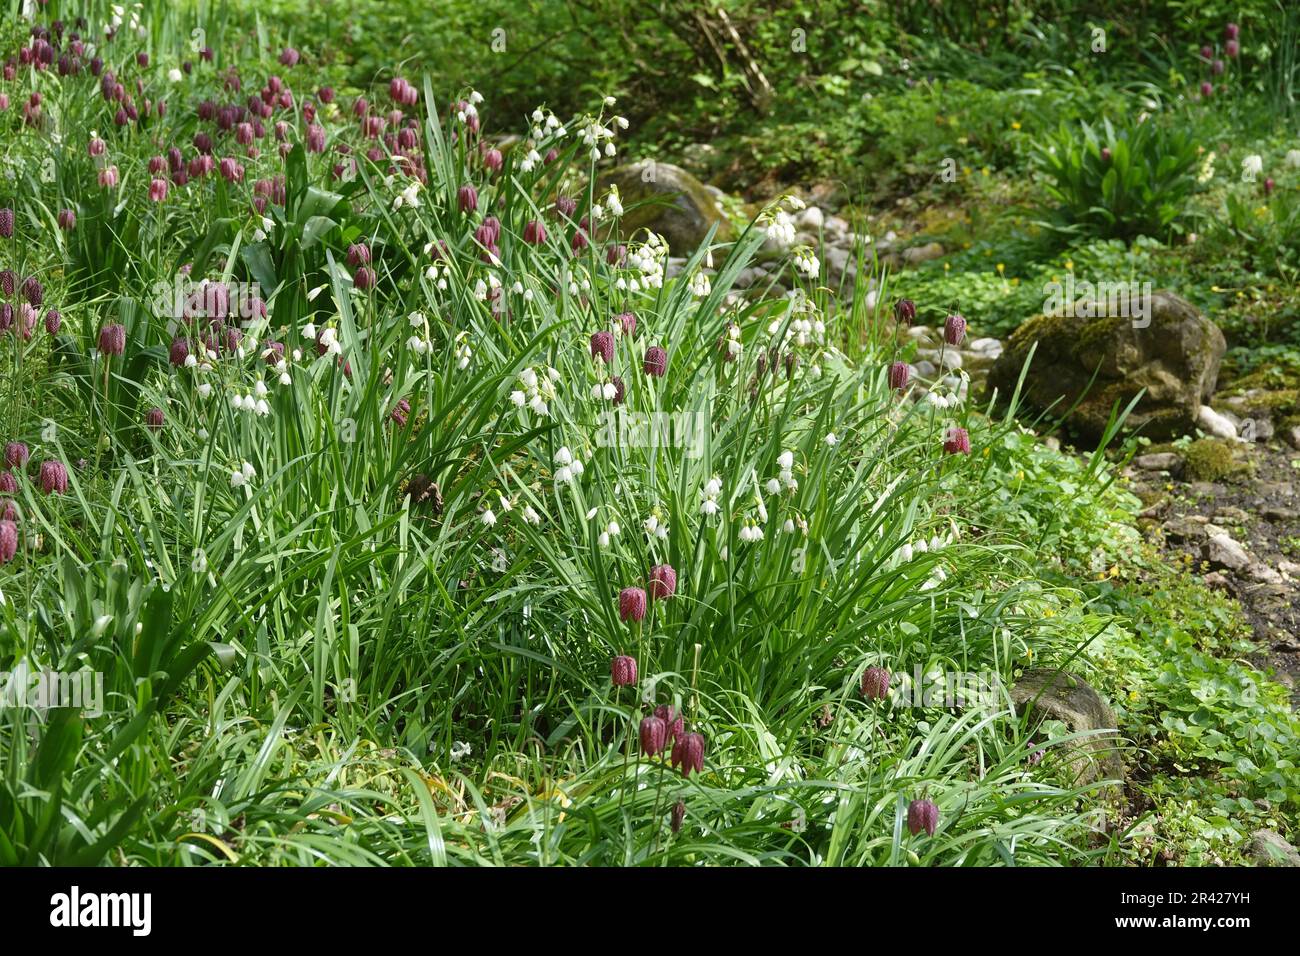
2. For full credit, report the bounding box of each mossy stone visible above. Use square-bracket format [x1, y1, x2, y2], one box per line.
[595, 162, 733, 253]
[988, 291, 1226, 441]
[1182, 438, 1252, 482]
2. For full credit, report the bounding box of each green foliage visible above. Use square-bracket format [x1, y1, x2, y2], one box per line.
[1033, 117, 1202, 241]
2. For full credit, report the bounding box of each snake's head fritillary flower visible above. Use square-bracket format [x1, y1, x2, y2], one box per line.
[648, 564, 677, 601]
[671, 732, 705, 777]
[38, 460, 68, 495]
[654, 704, 684, 742]
[615, 311, 637, 337]
[0, 519, 16, 564]
[943, 313, 966, 346]
[145, 407, 164, 431]
[98, 323, 126, 356]
[57, 208, 76, 230]
[610, 654, 638, 686]
[354, 266, 376, 290]
[43, 309, 61, 336]
[0, 208, 13, 238]
[457, 183, 478, 213]
[894, 298, 915, 325]
[4, 442, 29, 470]
[943, 427, 971, 456]
[643, 345, 667, 378]
[618, 587, 647, 623]
[639, 716, 668, 756]
[907, 798, 940, 837]
[523, 219, 547, 245]
[169, 338, 190, 367]
[346, 243, 371, 267]
[888, 361, 910, 392]
[861, 666, 891, 701]
[21, 277, 42, 307]
[590, 330, 615, 364]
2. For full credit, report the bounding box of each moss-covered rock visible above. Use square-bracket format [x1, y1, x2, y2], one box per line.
[987, 291, 1226, 441]
[1182, 438, 1253, 482]
[595, 162, 732, 253]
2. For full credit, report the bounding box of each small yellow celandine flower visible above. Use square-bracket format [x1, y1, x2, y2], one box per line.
[1064, 260, 1074, 271]
[1011, 121, 1021, 130]
[996, 263, 1005, 275]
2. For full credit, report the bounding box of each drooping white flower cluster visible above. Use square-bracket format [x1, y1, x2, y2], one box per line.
[553, 446, 585, 485]
[229, 460, 257, 488]
[765, 450, 798, 495]
[453, 331, 473, 370]
[405, 312, 431, 355]
[699, 475, 723, 516]
[765, 210, 796, 248]
[229, 380, 271, 417]
[509, 366, 559, 418]
[793, 248, 820, 278]
[391, 178, 422, 210]
[643, 508, 670, 540]
[616, 234, 668, 293]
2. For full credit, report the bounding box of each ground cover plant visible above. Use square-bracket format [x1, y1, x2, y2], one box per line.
[0, 0, 1297, 871]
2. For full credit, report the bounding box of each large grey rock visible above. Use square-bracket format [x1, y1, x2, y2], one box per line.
[988, 291, 1226, 441]
[1249, 829, 1300, 866]
[596, 162, 731, 253]
[1011, 668, 1124, 786]
[1203, 533, 1251, 572]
